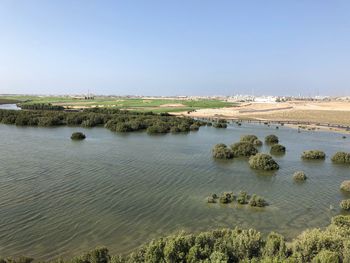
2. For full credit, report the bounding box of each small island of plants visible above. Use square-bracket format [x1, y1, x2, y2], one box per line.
[340, 199, 350, 210]
[265, 134, 279, 144]
[212, 144, 233, 159]
[249, 153, 279, 170]
[270, 144, 286, 154]
[207, 191, 268, 207]
[71, 132, 86, 140]
[301, 150, 326, 160]
[231, 141, 258, 157]
[331, 151, 350, 164]
[340, 180, 350, 192]
[293, 171, 307, 181]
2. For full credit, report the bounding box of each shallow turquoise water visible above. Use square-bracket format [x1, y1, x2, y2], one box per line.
[0, 123, 349, 260]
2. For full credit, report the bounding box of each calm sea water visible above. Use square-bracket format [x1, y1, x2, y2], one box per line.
[0, 104, 21, 110]
[0, 123, 349, 260]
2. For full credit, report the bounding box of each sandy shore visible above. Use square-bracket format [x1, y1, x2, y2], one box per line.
[174, 100, 350, 134]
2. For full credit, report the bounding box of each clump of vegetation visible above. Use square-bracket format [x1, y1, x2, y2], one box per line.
[237, 191, 249, 204]
[265, 134, 279, 144]
[253, 139, 263, 146]
[0, 108, 205, 135]
[340, 199, 350, 210]
[240, 134, 258, 144]
[249, 153, 279, 171]
[219, 192, 234, 204]
[71, 132, 86, 140]
[331, 152, 350, 164]
[7, 216, 350, 263]
[340, 180, 350, 192]
[20, 103, 64, 111]
[293, 171, 307, 181]
[213, 122, 227, 128]
[212, 144, 234, 159]
[249, 194, 267, 207]
[230, 141, 258, 157]
[270, 144, 286, 154]
[301, 150, 326, 160]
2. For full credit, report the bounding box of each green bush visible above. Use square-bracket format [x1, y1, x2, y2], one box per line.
[212, 144, 234, 159]
[301, 150, 326, 160]
[340, 199, 350, 210]
[231, 142, 258, 157]
[71, 132, 86, 140]
[249, 194, 267, 207]
[340, 180, 350, 192]
[237, 191, 249, 204]
[213, 122, 227, 128]
[265, 134, 279, 144]
[3, 216, 350, 263]
[270, 144, 286, 154]
[331, 152, 350, 164]
[312, 250, 340, 263]
[293, 171, 307, 181]
[253, 139, 263, 146]
[249, 153, 279, 171]
[240, 135, 258, 144]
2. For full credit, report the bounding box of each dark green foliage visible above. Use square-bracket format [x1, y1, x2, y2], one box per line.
[331, 152, 350, 164]
[340, 199, 350, 210]
[21, 103, 64, 111]
[3, 216, 350, 263]
[249, 194, 267, 207]
[293, 171, 307, 181]
[249, 153, 279, 171]
[301, 150, 326, 160]
[0, 109, 203, 135]
[71, 132, 86, 140]
[231, 142, 258, 157]
[253, 139, 263, 146]
[213, 122, 227, 128]
[270, 144, 286, 154]
[240, 135, 258, 144]
[237, 191, 249, 204]
[340, 180, 350, 192]
[265, 134, 279, 144]
[219, 192, 234, 204]
[212, 144, 234, 159]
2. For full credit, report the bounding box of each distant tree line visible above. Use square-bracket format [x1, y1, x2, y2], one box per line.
[0, 108, 207, 134]
[1, 215, 349, 263]
[20, 103, 65, 111]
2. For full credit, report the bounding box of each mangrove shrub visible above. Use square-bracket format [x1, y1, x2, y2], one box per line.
[293, 171, 307, 181]
[71, 132, 86, 140]
[249, 153, 279, 171]
[265, 134, 279, 144]
[340, 180, 350, 192]
[231, 142, 258, 157]
[301, 150, 326, 160]
[270, 144, 286, 154]
[212, 144, 233, 159]
[331, 152, 350, 164]
[340, 199, 350, 211]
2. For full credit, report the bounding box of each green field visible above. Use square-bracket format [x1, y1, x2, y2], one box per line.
[0, 95, 237, 112]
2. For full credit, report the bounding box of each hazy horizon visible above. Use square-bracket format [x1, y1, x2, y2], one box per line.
[1, 0, 350, 96]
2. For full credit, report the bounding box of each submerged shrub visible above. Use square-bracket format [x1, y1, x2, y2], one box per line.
[71, 132, 86, 140]
[237, 191, 249, 204]
[249, 194, 267, 207]
[340, 199, 350, 210]
[231, 142, 258, 157]
[265, 134, 279, 144]
[293, 171, 307, 181]
[240, 135, 258, 144]
[340, 180, 350, 192]
[270, 144, 286, 154]
[249, 153, 279, 171]
[212, 144, 234, 159]
[331, 152, 350, 164]
[301, 150, 326, 160]
[213, 122, 227, 128]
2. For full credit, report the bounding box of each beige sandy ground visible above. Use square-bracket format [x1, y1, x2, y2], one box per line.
[174, 101, 350, 134]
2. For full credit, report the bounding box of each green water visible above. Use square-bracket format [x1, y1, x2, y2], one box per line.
[0, 123, 349, 260]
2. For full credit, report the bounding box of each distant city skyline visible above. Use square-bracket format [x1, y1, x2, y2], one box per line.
[1, 0, 350, 96]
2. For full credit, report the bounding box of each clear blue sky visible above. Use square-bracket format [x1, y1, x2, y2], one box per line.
[1, 0, 350, 96]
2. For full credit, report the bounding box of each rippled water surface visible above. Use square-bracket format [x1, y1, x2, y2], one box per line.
[0, 123, 349, 260]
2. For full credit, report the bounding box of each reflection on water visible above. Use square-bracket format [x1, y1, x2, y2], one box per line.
[0, 123, 349, 260]
[0, 104, 21, 110]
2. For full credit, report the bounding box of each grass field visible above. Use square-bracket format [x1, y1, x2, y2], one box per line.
[0, 95, 237, 112]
